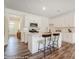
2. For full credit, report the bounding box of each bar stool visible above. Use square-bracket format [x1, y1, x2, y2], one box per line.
[52, 33, 60, 48]
[38, 34, 51, 57]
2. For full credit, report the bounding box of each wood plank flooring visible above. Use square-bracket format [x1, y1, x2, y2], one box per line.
[4, 36, 75, 59]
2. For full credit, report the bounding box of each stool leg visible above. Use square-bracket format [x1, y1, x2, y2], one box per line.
[53, 36, 56, 48]
[52, 36, 56, 51]
[38, 43, 39, 53]
[44, 38, 46, 57]
[49, 37, 52, 54]
[57, 36, 59, 47]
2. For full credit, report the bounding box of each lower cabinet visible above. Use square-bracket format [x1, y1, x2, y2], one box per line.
[62, 33, 75, 43]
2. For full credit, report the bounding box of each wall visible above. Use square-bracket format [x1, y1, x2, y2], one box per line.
[49, 12, 74, 27]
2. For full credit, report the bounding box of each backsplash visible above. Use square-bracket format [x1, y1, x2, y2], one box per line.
[50, 27, 75, 33]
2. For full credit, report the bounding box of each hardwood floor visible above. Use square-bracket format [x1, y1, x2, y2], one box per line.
[4, 36, 75, 59]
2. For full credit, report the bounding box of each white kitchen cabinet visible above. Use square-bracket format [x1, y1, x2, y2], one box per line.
[62, 33, 75, 43]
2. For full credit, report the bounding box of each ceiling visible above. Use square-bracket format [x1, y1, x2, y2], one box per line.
[5, 0, 75, 18]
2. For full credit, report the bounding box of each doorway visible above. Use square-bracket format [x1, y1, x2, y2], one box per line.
[4, 14, 23, 46]
[8, 16, 21, 36]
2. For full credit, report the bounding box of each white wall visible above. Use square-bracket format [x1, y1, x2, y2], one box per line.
[49, 12, 74, 27]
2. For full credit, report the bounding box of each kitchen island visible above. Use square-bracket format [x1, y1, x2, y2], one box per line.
[27, 32, 62, 54]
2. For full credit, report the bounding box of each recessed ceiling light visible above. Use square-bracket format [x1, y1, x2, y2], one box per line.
[42, 6, 46, 11]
